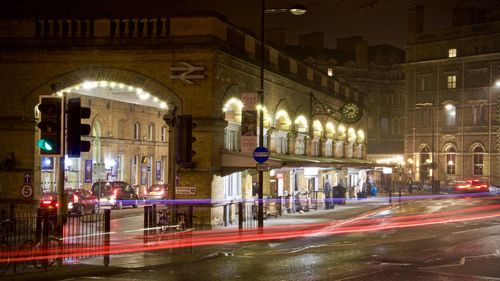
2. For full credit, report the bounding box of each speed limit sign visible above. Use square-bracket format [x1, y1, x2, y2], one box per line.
[20, 184, 34, 198]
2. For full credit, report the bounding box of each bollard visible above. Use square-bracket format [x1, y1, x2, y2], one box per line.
[42, 211, 50, 269]
[223, 204, 228, 226]
[151, 204, 156, 229]
[104, 209, 111, 267]
[188, 206, 193, 229]
[238, 202, 243, 229]
[144, 205, 150, 245]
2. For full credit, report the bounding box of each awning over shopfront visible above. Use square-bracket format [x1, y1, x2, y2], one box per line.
[220, 150, 376, 172]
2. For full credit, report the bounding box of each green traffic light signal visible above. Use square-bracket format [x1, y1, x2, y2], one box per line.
[37, 95, 63, 156]
[37, 139, 56, 152]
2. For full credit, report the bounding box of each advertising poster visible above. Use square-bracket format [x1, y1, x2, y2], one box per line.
[156, 161, 161, 181]
[141, 164, 147, 185]
[240, 92, 258, 153]
[84, 160, 93, 183]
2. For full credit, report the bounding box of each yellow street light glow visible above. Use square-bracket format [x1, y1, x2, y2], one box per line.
[160, 102, 167, 109]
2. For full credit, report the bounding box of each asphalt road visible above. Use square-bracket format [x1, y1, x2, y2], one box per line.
[6, 195, 500, 281]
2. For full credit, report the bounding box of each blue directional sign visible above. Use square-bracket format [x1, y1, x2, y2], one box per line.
[253, 146, 269, 163]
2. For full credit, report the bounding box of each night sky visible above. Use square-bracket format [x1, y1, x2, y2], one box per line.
[1, 0, 497, 48]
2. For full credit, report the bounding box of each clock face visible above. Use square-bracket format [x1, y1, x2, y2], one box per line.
[341, 102, 362, 123]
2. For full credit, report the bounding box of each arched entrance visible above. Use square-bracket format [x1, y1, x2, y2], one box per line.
[30, 69, 181, 201]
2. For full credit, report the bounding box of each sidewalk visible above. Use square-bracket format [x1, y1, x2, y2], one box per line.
[4, 199, 392, 281]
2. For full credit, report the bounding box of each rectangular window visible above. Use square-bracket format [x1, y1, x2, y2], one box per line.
[447, 75, 457, 89]
[276, 137, 288, 155]
[313, 141, 320, 156]
[473, 104, 485, 125]
[448, 48, 457, 58]
[474, 154, 483, 175]
[368, 117, 373, 130]
[325, 142, 332, 157]
[225, 128, 239, 151]
[161, 126, 167, 142]
[223, 172, 241, 199]
[295, 139, 305, 155]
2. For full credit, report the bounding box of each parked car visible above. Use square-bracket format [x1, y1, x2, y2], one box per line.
[40, 192, 58, 209]
[143, 183, 169, 202]
[91, 181, 139, 209]
[66, 189, 98, 215]
[454, 179, 489, 193]
[40, 189, 98, 215]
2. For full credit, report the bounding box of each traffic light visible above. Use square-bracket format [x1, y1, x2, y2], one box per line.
[176, 115, 196, 167]
[66, 98, 91, 158]
[37, 95, 64, 156]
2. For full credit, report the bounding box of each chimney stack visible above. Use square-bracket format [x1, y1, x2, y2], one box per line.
[408, 5, 424, 41]
[265, 28, 287, 48]
[298, 32, 324, 51]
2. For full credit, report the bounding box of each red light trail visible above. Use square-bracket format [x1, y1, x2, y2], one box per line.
[2, 199, 500, 264]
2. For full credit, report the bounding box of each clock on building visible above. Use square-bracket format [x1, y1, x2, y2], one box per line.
[340, 102, 362, 123]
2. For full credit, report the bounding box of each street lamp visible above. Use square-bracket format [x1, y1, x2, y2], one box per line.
[258, 1, 306, 228]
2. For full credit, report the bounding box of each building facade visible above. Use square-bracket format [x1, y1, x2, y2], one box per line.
[405, 5, 500, 186]
[0, 14, 370, 226]
[279, 32, 406, 186]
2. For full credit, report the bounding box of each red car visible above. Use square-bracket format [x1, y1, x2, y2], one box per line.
[40, 189, 98, 215]
[454, 179, 489, 193]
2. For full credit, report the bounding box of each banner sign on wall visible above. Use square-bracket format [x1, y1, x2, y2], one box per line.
[84, 160, 93, 183]
[141, 164, 147, 185]
[156, 161, 162, 181]
[240, 92, 258, 153]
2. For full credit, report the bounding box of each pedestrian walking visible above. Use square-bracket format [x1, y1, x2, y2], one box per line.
[324, 180, 332, 209]
[333, 179, 347, 206]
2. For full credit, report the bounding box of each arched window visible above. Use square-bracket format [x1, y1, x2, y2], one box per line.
[444, 104, 456, 127]
[473, 145, 484, 175]
[445, 146, 456, 174]
[133, 122, 141, 140]
[420, 146, 431, 180]
[148, 123, 155, 141]
[380, 117, 389, 136]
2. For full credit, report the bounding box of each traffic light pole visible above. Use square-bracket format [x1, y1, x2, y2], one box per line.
[56, 95, 66, 235]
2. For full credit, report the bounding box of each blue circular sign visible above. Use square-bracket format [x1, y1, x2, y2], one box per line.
[253, 146, 269, 163]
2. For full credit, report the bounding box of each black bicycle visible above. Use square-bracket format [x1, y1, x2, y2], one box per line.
[14, 221, 62, 274]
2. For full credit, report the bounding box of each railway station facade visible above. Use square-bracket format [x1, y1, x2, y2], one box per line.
[0, 14, 370, 225]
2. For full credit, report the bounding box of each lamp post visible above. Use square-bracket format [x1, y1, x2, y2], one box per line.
[258, 1, 306, 228]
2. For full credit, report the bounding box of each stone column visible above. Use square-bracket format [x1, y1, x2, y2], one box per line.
[334, 140, 344, 158]
[288, 132, 297, 155]
[267, 128, 275, 153]
[304, 136, 311, 156]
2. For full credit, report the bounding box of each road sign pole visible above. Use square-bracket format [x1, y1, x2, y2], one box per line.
[253, 146, 269, 229]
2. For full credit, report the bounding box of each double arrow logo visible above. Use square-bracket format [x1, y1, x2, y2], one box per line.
[169, 61, 205, 85]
